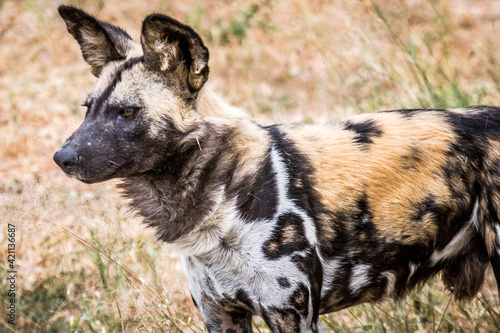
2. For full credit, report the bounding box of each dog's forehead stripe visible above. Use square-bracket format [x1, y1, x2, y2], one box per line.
[91, 56, 144, 114]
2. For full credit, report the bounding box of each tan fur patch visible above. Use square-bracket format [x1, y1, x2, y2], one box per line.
[195, 88, 270, 181]
[284, 111, 457, 244]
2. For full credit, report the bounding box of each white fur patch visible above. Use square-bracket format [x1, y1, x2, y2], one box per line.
[270, 147, 318, 246]
[382, 271, 396, 297]
[349, 264, 371, 295]
[430, 199, 479, 264]
[407, 262, 418, 283]
[495, 224, 500, 257]
[321, 259, 341, 297]
[182, 199, 312, 312]
[270, 147, 292, 212]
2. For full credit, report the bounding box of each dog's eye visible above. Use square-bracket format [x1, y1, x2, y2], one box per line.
[121, 108, 136, 118]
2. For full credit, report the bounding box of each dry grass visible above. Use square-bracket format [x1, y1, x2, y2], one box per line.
[1, 0, 500, 331]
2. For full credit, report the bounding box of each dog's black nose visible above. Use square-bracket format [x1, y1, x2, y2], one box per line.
[53, 146, 80, 173]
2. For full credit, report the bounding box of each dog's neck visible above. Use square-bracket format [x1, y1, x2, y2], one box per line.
[119, 88, 270, 246]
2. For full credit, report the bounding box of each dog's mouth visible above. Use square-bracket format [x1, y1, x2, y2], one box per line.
[60, 160, 137, 184]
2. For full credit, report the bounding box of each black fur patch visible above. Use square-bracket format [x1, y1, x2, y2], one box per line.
[445, 106, 500, 141]
[431, 187, 475, 252]
[277, 277, 291, 288]
[262, 213, 309, 260]
[234, 289, 253, 311]
[412, 194, 436, 223]
[320, 213, 347, 259]
[119, 123, 235, 243]
[401, 146, 423, 170]
[319, 192, 444, 310]
[379, 108, 447, 117]
[262, 307, 301, 333]
[320, 194, 377, 260]
[218, 290, 254, 314]
[291, 250, 323, 327]
[290, 283, 310, 318]
[200, 292, 224, 331]
[442, 233, 489, 300]
[233, 148, 278, 221]
[201, 289, 254, 332]
[442, 108, 500, 209]
[266, 125, 324, 226]
[355, 193, 373, 224]
[227, 310, 252, 332]
[89, 56, 144, 117]
[344, 119, 382, 145]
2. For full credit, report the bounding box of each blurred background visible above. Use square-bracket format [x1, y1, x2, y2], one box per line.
[1, 0, 500, 331]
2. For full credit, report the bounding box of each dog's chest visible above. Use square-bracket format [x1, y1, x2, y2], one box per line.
[173, 146, 321, 315]
[181, 225, 313, 315]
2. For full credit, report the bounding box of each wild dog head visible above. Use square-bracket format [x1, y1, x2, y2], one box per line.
[53, 6, 210, 183]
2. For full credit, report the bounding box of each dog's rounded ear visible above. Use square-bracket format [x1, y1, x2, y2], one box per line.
[58, 6, 134, 77]
[140, 14, 209, 94]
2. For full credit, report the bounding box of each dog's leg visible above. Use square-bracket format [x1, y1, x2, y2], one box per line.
[261, 286, 322, 333]
[219, 309, 253, 333]
[199, 304, 253, 333]
[258, 249, 323, 333]
[261, 307, 321, 333]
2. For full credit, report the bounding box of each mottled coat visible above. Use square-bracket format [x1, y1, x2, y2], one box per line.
[54, 6, 500, 333]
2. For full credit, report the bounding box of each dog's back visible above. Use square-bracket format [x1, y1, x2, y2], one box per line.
[276, 106, 500, 312]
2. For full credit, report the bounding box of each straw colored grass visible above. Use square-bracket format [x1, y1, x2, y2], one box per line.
[1, 0, 500, 331]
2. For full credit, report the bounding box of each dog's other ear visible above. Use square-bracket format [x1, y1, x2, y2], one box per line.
[58, 6, 134, 77]
[141, 14, 209, 94]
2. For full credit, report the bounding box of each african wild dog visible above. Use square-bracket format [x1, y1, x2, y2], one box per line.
[54, 5, 500, 332]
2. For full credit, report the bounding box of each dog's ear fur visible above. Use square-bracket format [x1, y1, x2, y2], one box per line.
[140, 14, 209, 94]
[58, 6, 134, 77]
